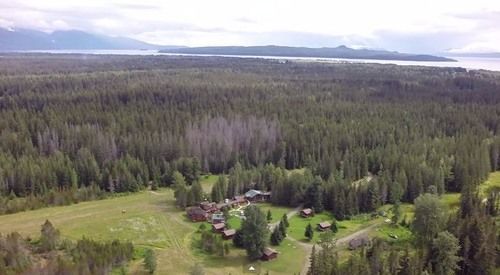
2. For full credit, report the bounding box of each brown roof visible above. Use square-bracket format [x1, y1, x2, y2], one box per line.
[222, 229, 236, 237]
[212, 223, 225, 230]
[318, 222, 331, 228]
[262, 247, 278, 256]
[301, 208, 312, 215]
[187, 207, 206, 216]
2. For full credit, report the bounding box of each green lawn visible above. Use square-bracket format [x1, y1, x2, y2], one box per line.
[287, 211, 380, 243]
[0, 188, 306, 275]
[480, 171, 500, 197]
[191, 224, 305, 275]
[372, 223, 414, 246]
[200, 174, 221, 193]
[288, 212, 335, 243]
[0, 189, 198, 274]
[257, 203, 294, 224]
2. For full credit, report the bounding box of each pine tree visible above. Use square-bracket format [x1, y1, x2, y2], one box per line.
[267, 210, 272, 223]
[241, 205, 269, 260]
[40, 220, 60, 252]
[143, 248, 156, 274]
[281, 213, 289, 228]
[305, 223, 314, 241]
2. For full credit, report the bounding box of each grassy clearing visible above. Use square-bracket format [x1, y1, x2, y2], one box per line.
[191, 222, 305, 274]
[200, 174, 221, 193]
[257, 203, 294, 224]
[0, 189, 198, 274]
[288, 212, 379, 243]
[0, 185, 307, 274]
[288, 212, 335, 243]
[480, 171, 500, 197]
[372, 223, 414, 246]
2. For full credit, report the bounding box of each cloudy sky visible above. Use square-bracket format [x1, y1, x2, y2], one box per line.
[1, 0, 499, 53]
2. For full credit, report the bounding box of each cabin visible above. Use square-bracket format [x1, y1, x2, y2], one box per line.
[211, 213, 225, 224]
[244, 189, 271, 202]
[317, 221, 331, 231]
[349, 236, 370, 250]
[222, 229, 236, 240]
[199, 201, 217, 213]
[300, 208, 313, 218]
[261, 247, 278, 261]
[187, 207, 208, 222]
[212, 222, 225, 233]
[233, 195, 247, 205]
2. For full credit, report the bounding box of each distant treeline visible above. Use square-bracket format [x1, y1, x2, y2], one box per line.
[1, 54, 500, 212]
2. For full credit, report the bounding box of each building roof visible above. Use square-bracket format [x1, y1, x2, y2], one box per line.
[222, 229, 236, 236]
[187, 207, 207, 216]
[301, 208, 312, 215]
[212, 223, 225, 230]
[233, 195, 247, 203]
[245, 189, 262, 198]
[262, 247, 278, 256]
[318, 221, 331, 228]
[200, 201, 216, 210]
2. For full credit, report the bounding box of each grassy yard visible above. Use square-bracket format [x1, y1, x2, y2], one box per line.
[0, 187, 306, 274]
[191, 221, 305, 275]
[0, 189, 197, 274]
[200, 174, 221, 193]
[480, 171, 500, 197]
[257, 203, 294, 224]
[372, 223, 414, 246]
[287, 211, 379, 243]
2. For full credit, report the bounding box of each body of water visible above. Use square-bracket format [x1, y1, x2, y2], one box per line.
[21, 49, 500, 72]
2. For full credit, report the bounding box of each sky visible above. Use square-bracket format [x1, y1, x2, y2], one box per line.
[0, 0, 499, 53]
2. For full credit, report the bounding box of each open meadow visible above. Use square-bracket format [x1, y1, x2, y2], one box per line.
[0, 183, 306, 274]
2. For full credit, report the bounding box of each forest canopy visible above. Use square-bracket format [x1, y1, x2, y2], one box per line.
[0, 54, 500, 213]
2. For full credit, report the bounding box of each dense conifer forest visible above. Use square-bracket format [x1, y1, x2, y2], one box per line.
[0, 54, 499, 274]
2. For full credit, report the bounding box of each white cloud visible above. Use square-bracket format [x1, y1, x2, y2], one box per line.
[0, 0, 499, 53]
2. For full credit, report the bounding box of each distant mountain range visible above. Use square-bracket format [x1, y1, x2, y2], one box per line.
[0, 28, 182, 51]
[0, 27, 457, 62]
[160, 45, 456, 62]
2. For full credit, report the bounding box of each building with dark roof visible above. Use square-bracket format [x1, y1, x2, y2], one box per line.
[261, 247, 278, 261]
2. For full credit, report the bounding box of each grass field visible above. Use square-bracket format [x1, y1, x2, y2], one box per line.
[0, 189, 196, 274]
[372, 223, 414, 245]
[192, 231, 305, 275]
[287, 211, 380, 243]
[480, 171, 500, 197]
[257, 203, 294, 224]
[200, 174, 221, 193]
[0, 187, 306, 274]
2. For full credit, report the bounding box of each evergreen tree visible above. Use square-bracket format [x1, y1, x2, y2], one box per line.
[432, 231, 460, 275]
[281, 213, 289, 228]
[305, 223, 314, 241]
[267, 210, 272, 223]
[240, 205, 269, 260]
[413, 193, 447, 245]
[40, 220, 60, 252]
[143, 248, 156, 274]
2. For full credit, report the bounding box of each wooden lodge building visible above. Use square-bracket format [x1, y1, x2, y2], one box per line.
[244, 189, 271, 202]
[300, 208, 313, 218]
[261, 247, 278, 261]
[187, 207, 208, 222]
[318, 221, 331, 231]
[212, 222, 225, 233]
[222, 229, 236, 240]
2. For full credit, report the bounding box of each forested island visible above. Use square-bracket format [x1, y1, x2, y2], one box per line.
[159, 45, 456, 62]
[0, 54, 498, 274]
